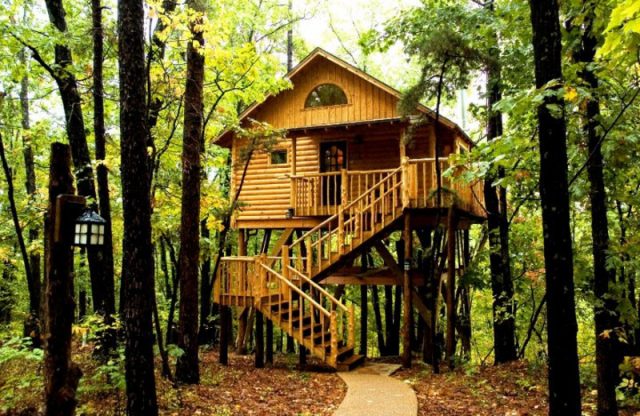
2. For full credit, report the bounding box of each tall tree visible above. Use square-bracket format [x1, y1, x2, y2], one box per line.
[118, 0, 158, 411]
[92, 0, 117, 353]
[573, 3, 621, 414]
[175, 0, 205, 384]
[40, 0, 114, 324]
[19, 22, 42, 343]
[482, 1, 516, 364]
[529, 0, 582, 414]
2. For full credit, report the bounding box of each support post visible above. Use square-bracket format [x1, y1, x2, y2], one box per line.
[401, 157, 410, 208]
[299, 344, 307, 369]
[255, 310, 264, 368]
[402, 213, 412, 368]
[445, 206, 458, 368]
[44, 143, 82, 416]
[219, 305, 230, 365]
[290, 137, 297, 209]
[266, 319, 273, 365]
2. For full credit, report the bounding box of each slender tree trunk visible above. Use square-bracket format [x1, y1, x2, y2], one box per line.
[118, 0, 158, 411]
[445, 207, 457, 368]
[44, 143, 82, 416]
[529, 1, 582, 414]
[199, 220, 214, 344]
[483, 4, 516, 363]
[164, 236, 179, 344]
[372, 285, 386, 355]
[19, 42, 42, 344]
[574, 6, 621, 414]
[360, 253, 369, 356]
[0, 134, 34, 319]
[42, 0, 112, 320]
[175, 0, 205, 384]
[91, 0, 116, 357]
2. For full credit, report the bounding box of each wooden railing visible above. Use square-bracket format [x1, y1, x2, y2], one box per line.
[291, 169, 395, 217]
[291, 160, 483, 218]
[291, 172, 341, 216]
[214, 257, 256, 307]
[214, 252, 355, 367]
[255, 255, 353, 367]
[290, 166, 404, 278]
[407, 158, 484, 217]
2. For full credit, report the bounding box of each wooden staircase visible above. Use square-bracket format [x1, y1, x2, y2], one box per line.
[215, 166, 409, 370]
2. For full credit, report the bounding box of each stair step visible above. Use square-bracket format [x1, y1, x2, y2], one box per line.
[301, 322, 324, 336]
[337, 353, 365, 372]
[312, 331, 332, 344]
[286, 314, 312, 327]
[269, 301, 289, 313]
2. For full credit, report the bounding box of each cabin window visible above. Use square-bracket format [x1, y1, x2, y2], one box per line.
[304, 84, 348, 108]
[270, 150, 288, 165]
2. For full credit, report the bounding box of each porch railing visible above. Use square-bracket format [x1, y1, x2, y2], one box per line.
[291, 158, 484, 218]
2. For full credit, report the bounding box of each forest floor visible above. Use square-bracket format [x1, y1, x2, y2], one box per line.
[3, 341, 640, 416]
[391, 359, 640, 416]
[0, 343, 345, 416]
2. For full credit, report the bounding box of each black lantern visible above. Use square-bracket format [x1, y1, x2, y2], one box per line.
[74, 209, 106, 246]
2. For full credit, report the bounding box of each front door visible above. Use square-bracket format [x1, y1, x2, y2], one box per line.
[320, 141, 346, 206]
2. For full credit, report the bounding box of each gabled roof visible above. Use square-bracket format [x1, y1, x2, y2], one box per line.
[215, 47, 472, 147]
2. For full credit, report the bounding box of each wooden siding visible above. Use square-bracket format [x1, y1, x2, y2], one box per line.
[232, 126, 450, 224]
[249, 57, 400, 130]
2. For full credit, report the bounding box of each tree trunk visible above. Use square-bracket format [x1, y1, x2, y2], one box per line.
[175, 0, 205, 384]
[372, 285, 386, 355]
[19, 44, 42, 344]
[360, 253, 369, 356]
[199, 220, 214, 344]
[574, 6, 621, 415]
[43, 0, 112, 321]
[0, 134, 34, 321]
[483, 3, 516, 363]
[91, 0, 116, 358]
[445, 207, 457, 368]
[44, 143, 82, 416]
[529, 1, 582, 414]
[118, 0, 158, 411]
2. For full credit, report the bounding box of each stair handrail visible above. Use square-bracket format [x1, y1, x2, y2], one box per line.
[258, 262, 331, 318]
[286, 265, 348, 312]
[290, 165, 404, 249]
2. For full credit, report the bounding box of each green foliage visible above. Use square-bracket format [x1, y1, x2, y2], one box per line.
[0, 337, 43, 412]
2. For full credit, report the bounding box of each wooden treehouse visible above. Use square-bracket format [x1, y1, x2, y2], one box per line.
[213, 48, 485, 371]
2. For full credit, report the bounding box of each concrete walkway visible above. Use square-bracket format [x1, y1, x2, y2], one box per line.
[334, 363, 418, 416]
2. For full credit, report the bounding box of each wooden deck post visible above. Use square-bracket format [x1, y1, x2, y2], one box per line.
[220, 306, 230, 365]
[401, 157, 410, 208]
[402, 212, 412, 368]
[255, 310, 264, 368]
[445, 206, 458, 368]
[290, 137, 297, 209]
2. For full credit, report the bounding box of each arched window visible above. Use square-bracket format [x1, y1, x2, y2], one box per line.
[304, 84, 348, 108]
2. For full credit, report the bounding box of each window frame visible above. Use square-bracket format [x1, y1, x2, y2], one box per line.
[303, 83, 349, 109]
[269, 149, 289, 166]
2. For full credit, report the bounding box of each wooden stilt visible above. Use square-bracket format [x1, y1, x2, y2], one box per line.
[219, 305, 230, 365]
[299, 344, 307, 369]
[255, 310, 264, 368]
[266, 319, 273, 365]
[402, 212, 412, 368]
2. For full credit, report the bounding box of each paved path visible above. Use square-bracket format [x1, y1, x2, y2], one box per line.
[334, 363, 418, 416]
